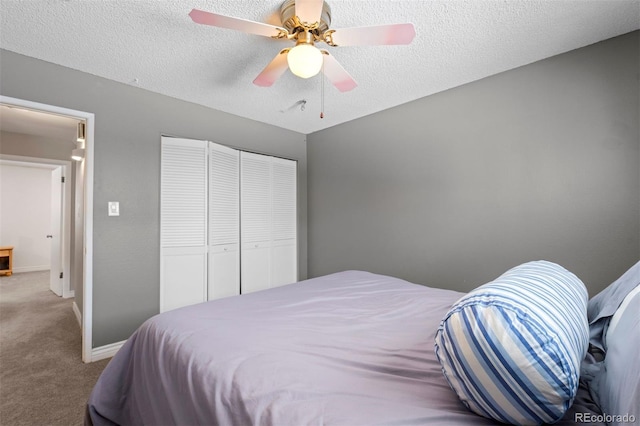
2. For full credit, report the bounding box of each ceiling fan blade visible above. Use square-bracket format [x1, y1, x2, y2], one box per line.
[320, 50, 357, 93]
[327, 23, 415, 46]
[253, 49, 291, 87]
[295, 0, 324, 25]
[189, 9, 288, 39]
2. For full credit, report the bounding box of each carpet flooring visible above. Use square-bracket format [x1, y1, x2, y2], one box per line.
[0, 271, 110, 426]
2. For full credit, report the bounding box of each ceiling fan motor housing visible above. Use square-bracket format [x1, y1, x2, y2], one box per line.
[280, 0, 332, 36]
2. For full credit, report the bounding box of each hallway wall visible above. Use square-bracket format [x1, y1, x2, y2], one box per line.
[0, 163, 52, 272]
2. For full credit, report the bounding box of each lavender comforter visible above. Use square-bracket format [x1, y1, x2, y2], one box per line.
[85, 271, 501, 425]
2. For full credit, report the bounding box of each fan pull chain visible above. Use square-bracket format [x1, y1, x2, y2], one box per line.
[320, 58, 325, 119]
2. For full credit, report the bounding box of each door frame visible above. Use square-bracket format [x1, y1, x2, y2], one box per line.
[49, 165, 75, 299]
[0, 158, 72, 297]
[0, 95, 95, 363]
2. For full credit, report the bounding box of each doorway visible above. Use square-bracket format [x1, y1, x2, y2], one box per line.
[0, 95, 95, 363]
[0, 159, 72, 297]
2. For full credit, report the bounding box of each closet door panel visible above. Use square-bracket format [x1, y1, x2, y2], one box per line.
[271, 157, 297, 242]
[208, 142, 240, 300]
[241, 244, 271, 294]
[209, 143, 240, 246]
[162, 248, 207, 312]
[271, 157, 297, 285]
[240, 152, 272, 292]
[241, 152, 272, 244]
[160, 137, 207, 312]
[161, 139, 207, 248]
[208, 243, 240, 300]
[271, 239, 296, 287]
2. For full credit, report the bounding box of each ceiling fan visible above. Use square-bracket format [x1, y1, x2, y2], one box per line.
[189, 0, 415, 92]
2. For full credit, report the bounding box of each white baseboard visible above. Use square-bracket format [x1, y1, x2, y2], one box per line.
[13, 266, 50, 273]
[91, 340, 126, 362]
[72, 301, 82, 327]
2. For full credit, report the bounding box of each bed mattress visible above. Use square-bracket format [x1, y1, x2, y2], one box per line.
[88, 270, 596, 425]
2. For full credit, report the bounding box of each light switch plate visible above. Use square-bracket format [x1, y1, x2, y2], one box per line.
[108, 201, 119, 216]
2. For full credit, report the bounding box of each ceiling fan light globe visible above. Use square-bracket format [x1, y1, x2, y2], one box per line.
[287, 44, 323, 78]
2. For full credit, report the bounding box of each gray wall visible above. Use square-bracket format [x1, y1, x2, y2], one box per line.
[308, 31, 640, 297]
[1, 50, 307, 347]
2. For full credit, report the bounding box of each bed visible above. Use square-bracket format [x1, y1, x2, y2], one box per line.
[86, 261, 640, 426]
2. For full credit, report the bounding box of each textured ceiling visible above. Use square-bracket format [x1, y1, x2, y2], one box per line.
[1, 1, 638, 135]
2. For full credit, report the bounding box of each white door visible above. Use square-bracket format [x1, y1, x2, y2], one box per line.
[49, 167, 63, 296]
[271, 157, 297, 287]
[208, 142, 240, 300]
[240, 152, 272, 294]
[160, 137, 208, 312]
[240, 153, 298, 293]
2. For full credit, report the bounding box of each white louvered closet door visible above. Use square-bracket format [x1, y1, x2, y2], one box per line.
[271, 157, 297, 287]
[240, 151, 273, 294]
[208, 142, 240, 300]
[160, 137, 207, 312]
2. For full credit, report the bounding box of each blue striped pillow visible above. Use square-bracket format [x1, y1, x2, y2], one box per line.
[434, 261, 589, 425]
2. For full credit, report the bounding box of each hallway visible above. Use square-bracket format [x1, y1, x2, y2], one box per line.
[0, 271, 109, 425]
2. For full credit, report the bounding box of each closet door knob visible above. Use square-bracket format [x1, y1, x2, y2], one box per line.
[46, 235, 53, 238]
